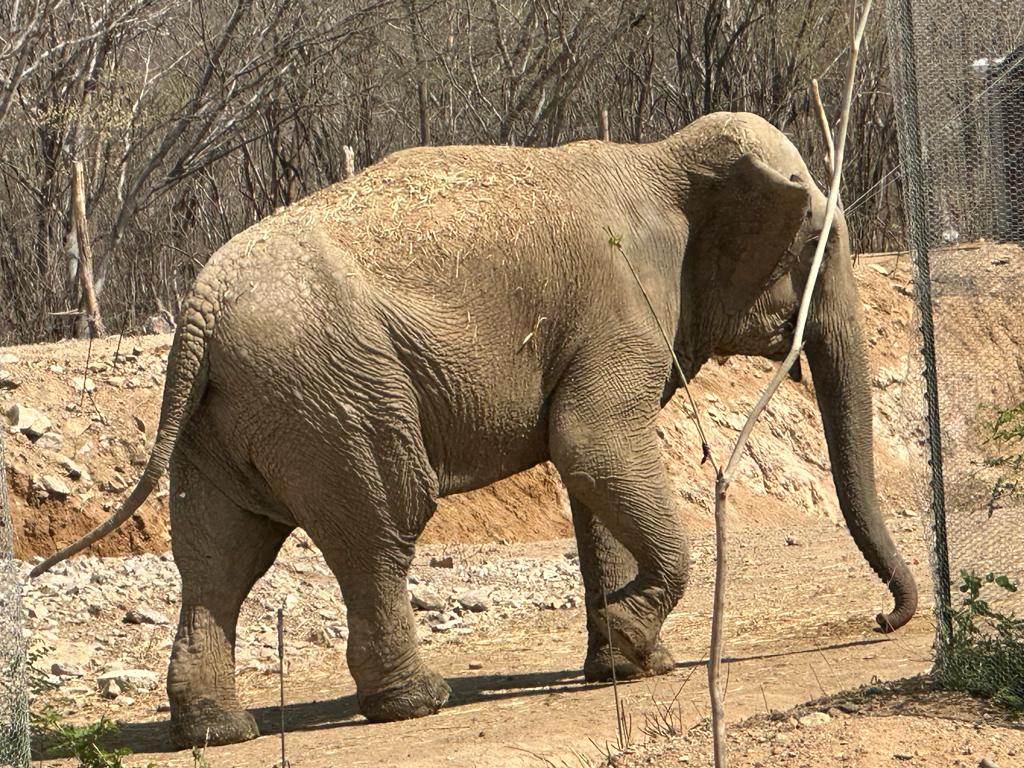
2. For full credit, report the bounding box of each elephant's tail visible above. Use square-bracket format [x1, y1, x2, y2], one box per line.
[30, 299, 213, 577]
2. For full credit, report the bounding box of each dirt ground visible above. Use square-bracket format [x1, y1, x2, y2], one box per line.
[7, 249, 1024, 766]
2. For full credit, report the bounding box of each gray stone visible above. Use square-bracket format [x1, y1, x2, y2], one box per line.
[97, 668, 159, 692]
[797, 711, 831, 727]
[52, 662, 85, 678]
[123, 608, 170, 625]
[6, 404, 51, 438]
[72, 376, 96, 393]
[104, 473, 128, 492]
[456, 590, 489, 613]
[35, 431, 63, 452]
[0, 369, 20, 389]
[57, 456, 88, 481]
[40, 475, 71, 498]
[410, 586, 444, 612]
[25, 602, 49, 620]
[99, 678, 122, 699]
[0, 352, 17, 364]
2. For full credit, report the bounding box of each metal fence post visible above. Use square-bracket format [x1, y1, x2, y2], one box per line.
[1, 429, 31, 767]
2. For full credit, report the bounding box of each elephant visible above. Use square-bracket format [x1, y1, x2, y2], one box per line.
[31, 111, 918, 748]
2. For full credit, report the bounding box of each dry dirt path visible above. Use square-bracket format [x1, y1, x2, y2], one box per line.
[32, 519, 935, 767]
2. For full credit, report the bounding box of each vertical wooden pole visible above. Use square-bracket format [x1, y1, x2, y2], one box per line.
[599, 108, 610, 141]
[71, 160, 105, 338]
[341, 145, 355, 180]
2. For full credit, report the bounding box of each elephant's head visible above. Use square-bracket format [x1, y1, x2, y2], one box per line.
[668, 112, 918, 632]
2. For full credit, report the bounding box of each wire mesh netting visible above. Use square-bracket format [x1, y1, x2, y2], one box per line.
[888, 0, 1024, 691]
[1, 429, 30, 767]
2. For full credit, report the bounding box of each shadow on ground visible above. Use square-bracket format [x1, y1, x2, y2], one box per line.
[33, 635, 899, 758]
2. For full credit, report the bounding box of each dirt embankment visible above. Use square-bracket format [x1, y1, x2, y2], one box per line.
[3, 256, 923, 559]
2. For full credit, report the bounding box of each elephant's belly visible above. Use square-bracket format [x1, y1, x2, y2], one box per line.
[428, 409, 551, 497]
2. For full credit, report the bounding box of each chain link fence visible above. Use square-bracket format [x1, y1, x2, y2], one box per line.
[1, 429, 31, 767]
[888, 0, 1024, 695]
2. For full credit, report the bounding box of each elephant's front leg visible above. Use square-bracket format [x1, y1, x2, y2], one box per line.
[549, 377, 690, 670]
[572, 498, 676, 681]
[167, 459, 293, 748]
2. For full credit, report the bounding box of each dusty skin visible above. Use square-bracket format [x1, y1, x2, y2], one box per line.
[8, 248, 1024, 765]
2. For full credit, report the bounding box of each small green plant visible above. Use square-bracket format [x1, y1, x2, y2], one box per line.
[192, 745, 211, 768]
[941, 569, 1024, 711]
[35, 711, 132, 768]
[982, 398, 1024, 514]
[25, 645, 156, 767]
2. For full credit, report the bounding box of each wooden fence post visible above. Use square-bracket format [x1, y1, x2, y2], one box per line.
[71, 160, 105, 338]
[341, 145, 355, 180]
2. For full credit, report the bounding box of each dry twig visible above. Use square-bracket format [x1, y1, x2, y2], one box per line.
[708, 3, 874, 766]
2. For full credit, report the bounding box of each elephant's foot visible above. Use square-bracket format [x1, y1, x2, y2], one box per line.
[593, 592, 665, 669]
[359, 668, 451, 723]
[584, 641, 675, 683]
[169, 698, 259, 748]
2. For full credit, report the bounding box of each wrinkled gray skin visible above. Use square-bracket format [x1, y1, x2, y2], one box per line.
[31, 112, 917, 747]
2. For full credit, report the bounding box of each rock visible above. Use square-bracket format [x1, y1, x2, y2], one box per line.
[429, 555, 454, 569]
[835, 701, 860, 714]
[123, 608, 170, 625]
[57, 456, 88, 481]
[409, 586, 445, 611]
[40, 474, 71, 498]
[979, 759, 1001, 768]
[468, 661, 483, 670]
[143, 310, 176, 335]
[6, 404, 51, 438]
[99, 678, 122, 699]
[35, 431, 63, 452]
[0, 369, 19, 389]
[785, 535, 801, 547]
[52, 662, 85, 678]
[72, 376, 96, 393]
[431, 617, 462, 633]
[25, 602, 49, 620]
[103, 473, 128, 492]
[0, 352, 17, 364]
[797, 711, 831, 727]
[97, 668, 159, 693]
[456, 590, 489, 613]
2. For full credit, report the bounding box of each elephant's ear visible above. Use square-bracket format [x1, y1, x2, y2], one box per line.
[696, 153, 810, 315]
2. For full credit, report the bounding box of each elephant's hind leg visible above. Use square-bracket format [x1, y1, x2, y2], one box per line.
[297, 407, 450, 723]
[331, 555, 450, 722]
[167, 458, 293, 748]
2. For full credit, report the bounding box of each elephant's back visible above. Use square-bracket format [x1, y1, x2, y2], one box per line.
[265, 144, 597, 292]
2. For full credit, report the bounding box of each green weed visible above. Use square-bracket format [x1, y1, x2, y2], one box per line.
[941, 569, 1024, 711]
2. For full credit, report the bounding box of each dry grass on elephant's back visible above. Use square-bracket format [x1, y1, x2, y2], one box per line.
[271, 144, 579, 280]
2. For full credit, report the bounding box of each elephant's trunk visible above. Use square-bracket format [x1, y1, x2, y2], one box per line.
[804, 256, 918, 632]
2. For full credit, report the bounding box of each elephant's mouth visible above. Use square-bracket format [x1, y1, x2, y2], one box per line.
[759, 310, 799, 361]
